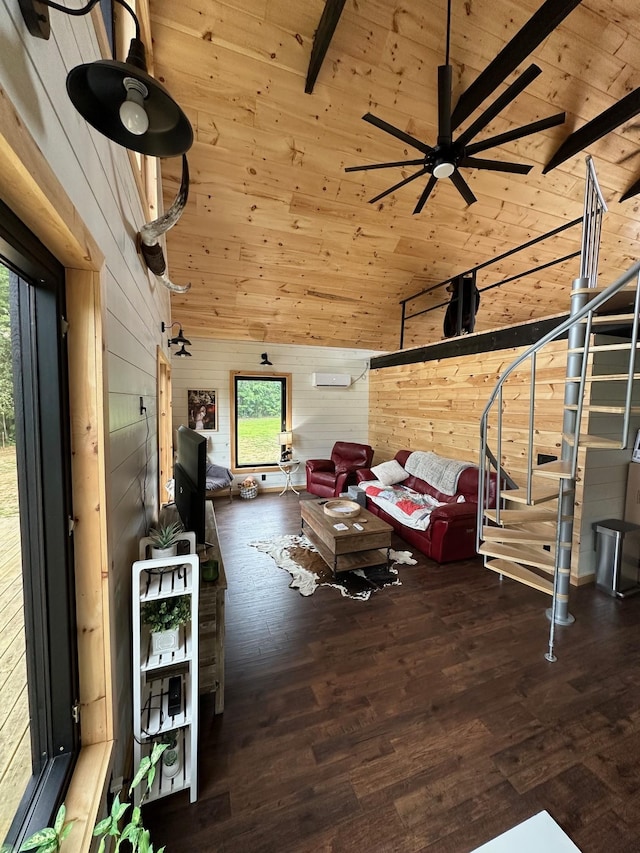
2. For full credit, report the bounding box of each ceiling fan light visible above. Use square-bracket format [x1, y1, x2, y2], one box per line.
[433, 160, 455, 179]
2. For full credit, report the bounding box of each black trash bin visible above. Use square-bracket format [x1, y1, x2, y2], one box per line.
[592, 519, 640, 598]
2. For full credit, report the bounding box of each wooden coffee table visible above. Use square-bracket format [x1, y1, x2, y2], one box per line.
[300, 498, 393, 575]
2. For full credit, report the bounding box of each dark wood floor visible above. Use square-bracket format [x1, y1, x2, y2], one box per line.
[144, 492, 640, 852]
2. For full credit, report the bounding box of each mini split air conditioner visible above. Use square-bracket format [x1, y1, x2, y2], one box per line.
[311, 372, 351, 387]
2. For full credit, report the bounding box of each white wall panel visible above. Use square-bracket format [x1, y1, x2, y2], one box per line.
[169, 337, 383, 491]
[1, 0, 172, 776]
[577, 336, 640, 579]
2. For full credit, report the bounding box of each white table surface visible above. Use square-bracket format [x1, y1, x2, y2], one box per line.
[470, 811, 581, 853]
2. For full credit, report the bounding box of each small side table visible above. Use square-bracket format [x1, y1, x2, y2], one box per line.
[277, 459, 301, 495]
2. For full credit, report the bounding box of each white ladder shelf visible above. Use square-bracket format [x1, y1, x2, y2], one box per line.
[132, 552, 199, 805]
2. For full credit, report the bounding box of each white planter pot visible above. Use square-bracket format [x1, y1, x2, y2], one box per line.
[151, 627, 180, 655]
[162, 742, 181, 779]
[151, 544, 178, 560]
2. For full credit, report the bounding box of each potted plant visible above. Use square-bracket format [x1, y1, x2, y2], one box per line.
[141, 595, 191, 655]
[160, 732, 181, 779]
[18, 742, 167, 853]
[147, 520, 184, 559]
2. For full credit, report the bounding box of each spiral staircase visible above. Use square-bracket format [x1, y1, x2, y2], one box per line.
[477, 158, 640, 661]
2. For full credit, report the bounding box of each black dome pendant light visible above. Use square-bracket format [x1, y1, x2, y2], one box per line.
[19, 0, 193, 157]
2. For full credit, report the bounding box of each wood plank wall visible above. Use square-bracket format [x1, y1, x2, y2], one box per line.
[368, 340, 592, 582]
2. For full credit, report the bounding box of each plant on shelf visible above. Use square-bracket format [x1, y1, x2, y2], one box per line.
[141, 595, 191, 655]
[18, 742, 167, 853]
[160, 732, 181, 779]
[141, 595, 191, 633]
[147, 520, 184, 558]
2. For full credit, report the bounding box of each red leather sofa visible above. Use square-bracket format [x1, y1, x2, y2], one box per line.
[305, 441, 374, 498]
[356, 449, 498, 563]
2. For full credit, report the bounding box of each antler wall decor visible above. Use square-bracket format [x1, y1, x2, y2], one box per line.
[138, 154, 191, 293]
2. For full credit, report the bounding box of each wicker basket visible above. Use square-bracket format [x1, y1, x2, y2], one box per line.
[239, 484, 258, 500]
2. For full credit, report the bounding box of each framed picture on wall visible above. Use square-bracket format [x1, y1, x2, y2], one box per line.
[188, 389, 217, 431]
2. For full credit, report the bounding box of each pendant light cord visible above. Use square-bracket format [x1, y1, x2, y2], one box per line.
[35, 0, 140, 40]
[445, 0, 452, 66]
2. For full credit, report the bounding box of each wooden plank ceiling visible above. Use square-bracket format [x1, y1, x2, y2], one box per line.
[148, 0, 640, 352]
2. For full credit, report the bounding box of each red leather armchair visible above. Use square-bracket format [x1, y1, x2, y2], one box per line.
[305, 441, 374, 498]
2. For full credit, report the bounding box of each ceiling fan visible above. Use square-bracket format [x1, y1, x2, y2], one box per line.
[345, 0, 582, 212]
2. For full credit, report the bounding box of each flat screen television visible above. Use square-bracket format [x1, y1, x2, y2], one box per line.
[174, 425, 207, 546]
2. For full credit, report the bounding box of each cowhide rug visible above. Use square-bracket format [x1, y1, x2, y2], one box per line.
[250, 534, 416, 600]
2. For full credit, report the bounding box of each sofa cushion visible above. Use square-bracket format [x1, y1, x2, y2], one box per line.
[311, 470, 340, 489]
[370, 459, 409, 486]
[330, 441, 373, 475]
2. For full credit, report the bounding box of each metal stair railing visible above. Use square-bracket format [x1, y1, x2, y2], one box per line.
[477, 258, 640, 657]
[477, 261, 640, 530]
[476, 157, 640, 662]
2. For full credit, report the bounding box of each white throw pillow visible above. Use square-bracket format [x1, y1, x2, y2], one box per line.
[370, 459, 409, 486]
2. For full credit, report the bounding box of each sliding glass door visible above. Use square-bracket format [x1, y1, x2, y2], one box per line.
[0, 203, 78, 849]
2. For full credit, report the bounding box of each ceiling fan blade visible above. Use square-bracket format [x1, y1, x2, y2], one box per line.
[451, 0, 583, 131]
[543, 88, 640, 173]
[459, 156, 532, 174]
[438, 65, 453, 143]
[465, 112, 566, 156]
[450, 170, 477, 205]
[368, 166, 430, 204]
[413, 175, 438, 214]
[620, 176, 640, 203]
[362, 113, 433, 155]
[345, 158, 427, 173]
[456, 64, 541, 148]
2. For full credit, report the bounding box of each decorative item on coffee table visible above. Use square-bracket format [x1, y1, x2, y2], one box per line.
[300, 498, 393, 576]
[323, 499, 360, 518]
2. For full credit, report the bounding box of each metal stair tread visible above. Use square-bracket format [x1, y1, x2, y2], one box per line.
[482, 526, 553, 546]
[573, 288, 637, 314]
[479, 541, 555, 571]
[585, 314, 637, 328]
[534, 460, 572, 480]
[484, 507, 558, 524]
[484, 559, 554, 595]
[568, 342, 640, 354]
[562, 433, 623, 448]
[501, 484, 560, 504]
[509, 521, 563, 536]
[565, 404, 640, 414]
[565, 373, 640, 381]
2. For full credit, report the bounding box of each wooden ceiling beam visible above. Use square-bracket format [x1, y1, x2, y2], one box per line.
[305, 0, 347, 94]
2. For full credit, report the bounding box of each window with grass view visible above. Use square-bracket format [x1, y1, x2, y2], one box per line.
[233, 375, 289, 468]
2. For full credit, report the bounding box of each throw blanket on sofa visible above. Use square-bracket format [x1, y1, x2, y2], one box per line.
[206, 463, 233, 491]
[404, 451, 472, 496]
[362, 483, 450, 532]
